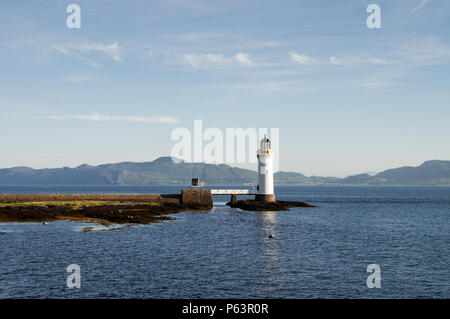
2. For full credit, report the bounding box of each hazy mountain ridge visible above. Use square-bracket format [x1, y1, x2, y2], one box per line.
[0, 158, 449, 186]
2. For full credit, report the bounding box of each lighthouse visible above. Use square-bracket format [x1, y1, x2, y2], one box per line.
[256, 135, 275, 202]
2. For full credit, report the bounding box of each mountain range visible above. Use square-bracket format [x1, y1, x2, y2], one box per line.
[0, 157, 449, 186]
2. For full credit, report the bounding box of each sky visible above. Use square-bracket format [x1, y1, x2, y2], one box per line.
[0, 0, 449, 177]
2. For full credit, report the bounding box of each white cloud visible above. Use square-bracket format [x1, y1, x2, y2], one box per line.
[78, 42, 122, 62]
[175, 52, 253, 68]
[328, 55, 389, 66]
[47, 113, 179, 124]
[180, 53, 226, 68]
[234, 52, 253, 65]
[54, 42, 123, 64]
[289, 51, 316, 65]
[411, 0, 430, 13]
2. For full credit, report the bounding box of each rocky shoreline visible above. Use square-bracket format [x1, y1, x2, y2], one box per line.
[0, 194, 199, 224]
[0, 202, 185, 224]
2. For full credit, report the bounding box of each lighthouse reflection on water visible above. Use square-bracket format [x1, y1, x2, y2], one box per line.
[256, 211, 281, 291]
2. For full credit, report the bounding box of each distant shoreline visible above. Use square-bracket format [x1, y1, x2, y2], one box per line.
[1, 158, 449, 186]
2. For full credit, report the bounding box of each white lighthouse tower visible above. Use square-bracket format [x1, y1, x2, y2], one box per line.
[256, 135, 275, 202]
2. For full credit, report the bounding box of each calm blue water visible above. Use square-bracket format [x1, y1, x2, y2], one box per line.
[0, 186, 449, 298]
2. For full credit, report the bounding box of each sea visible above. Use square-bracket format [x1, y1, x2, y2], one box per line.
[0, 185, 449, 298]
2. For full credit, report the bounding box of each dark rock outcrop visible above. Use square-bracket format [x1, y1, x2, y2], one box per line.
[226, 199, 315, 211]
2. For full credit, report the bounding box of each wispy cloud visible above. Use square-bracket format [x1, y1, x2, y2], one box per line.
[394, 38, 450, 65]
[289, 51, 316, 65]
[47, 113, 179, 124]
[328, 38, 450, 67]
[179, 53, 227, 68]
[328, 55, 389, 66]
[54, 42, 123, 66]
[411, 0, 430, 13]
[175, 51, 253, 68]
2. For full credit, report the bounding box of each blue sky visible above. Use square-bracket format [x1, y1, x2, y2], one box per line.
[0, 0, 449, 177]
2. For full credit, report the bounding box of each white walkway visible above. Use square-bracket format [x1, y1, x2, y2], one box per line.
[210, 189, 258, 195]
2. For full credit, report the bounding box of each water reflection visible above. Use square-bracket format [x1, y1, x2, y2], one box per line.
[256, 211, 282, 293]
[257, 211, 277, 239]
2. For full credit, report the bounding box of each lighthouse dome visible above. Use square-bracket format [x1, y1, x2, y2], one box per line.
[260, 135, 271, 150]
